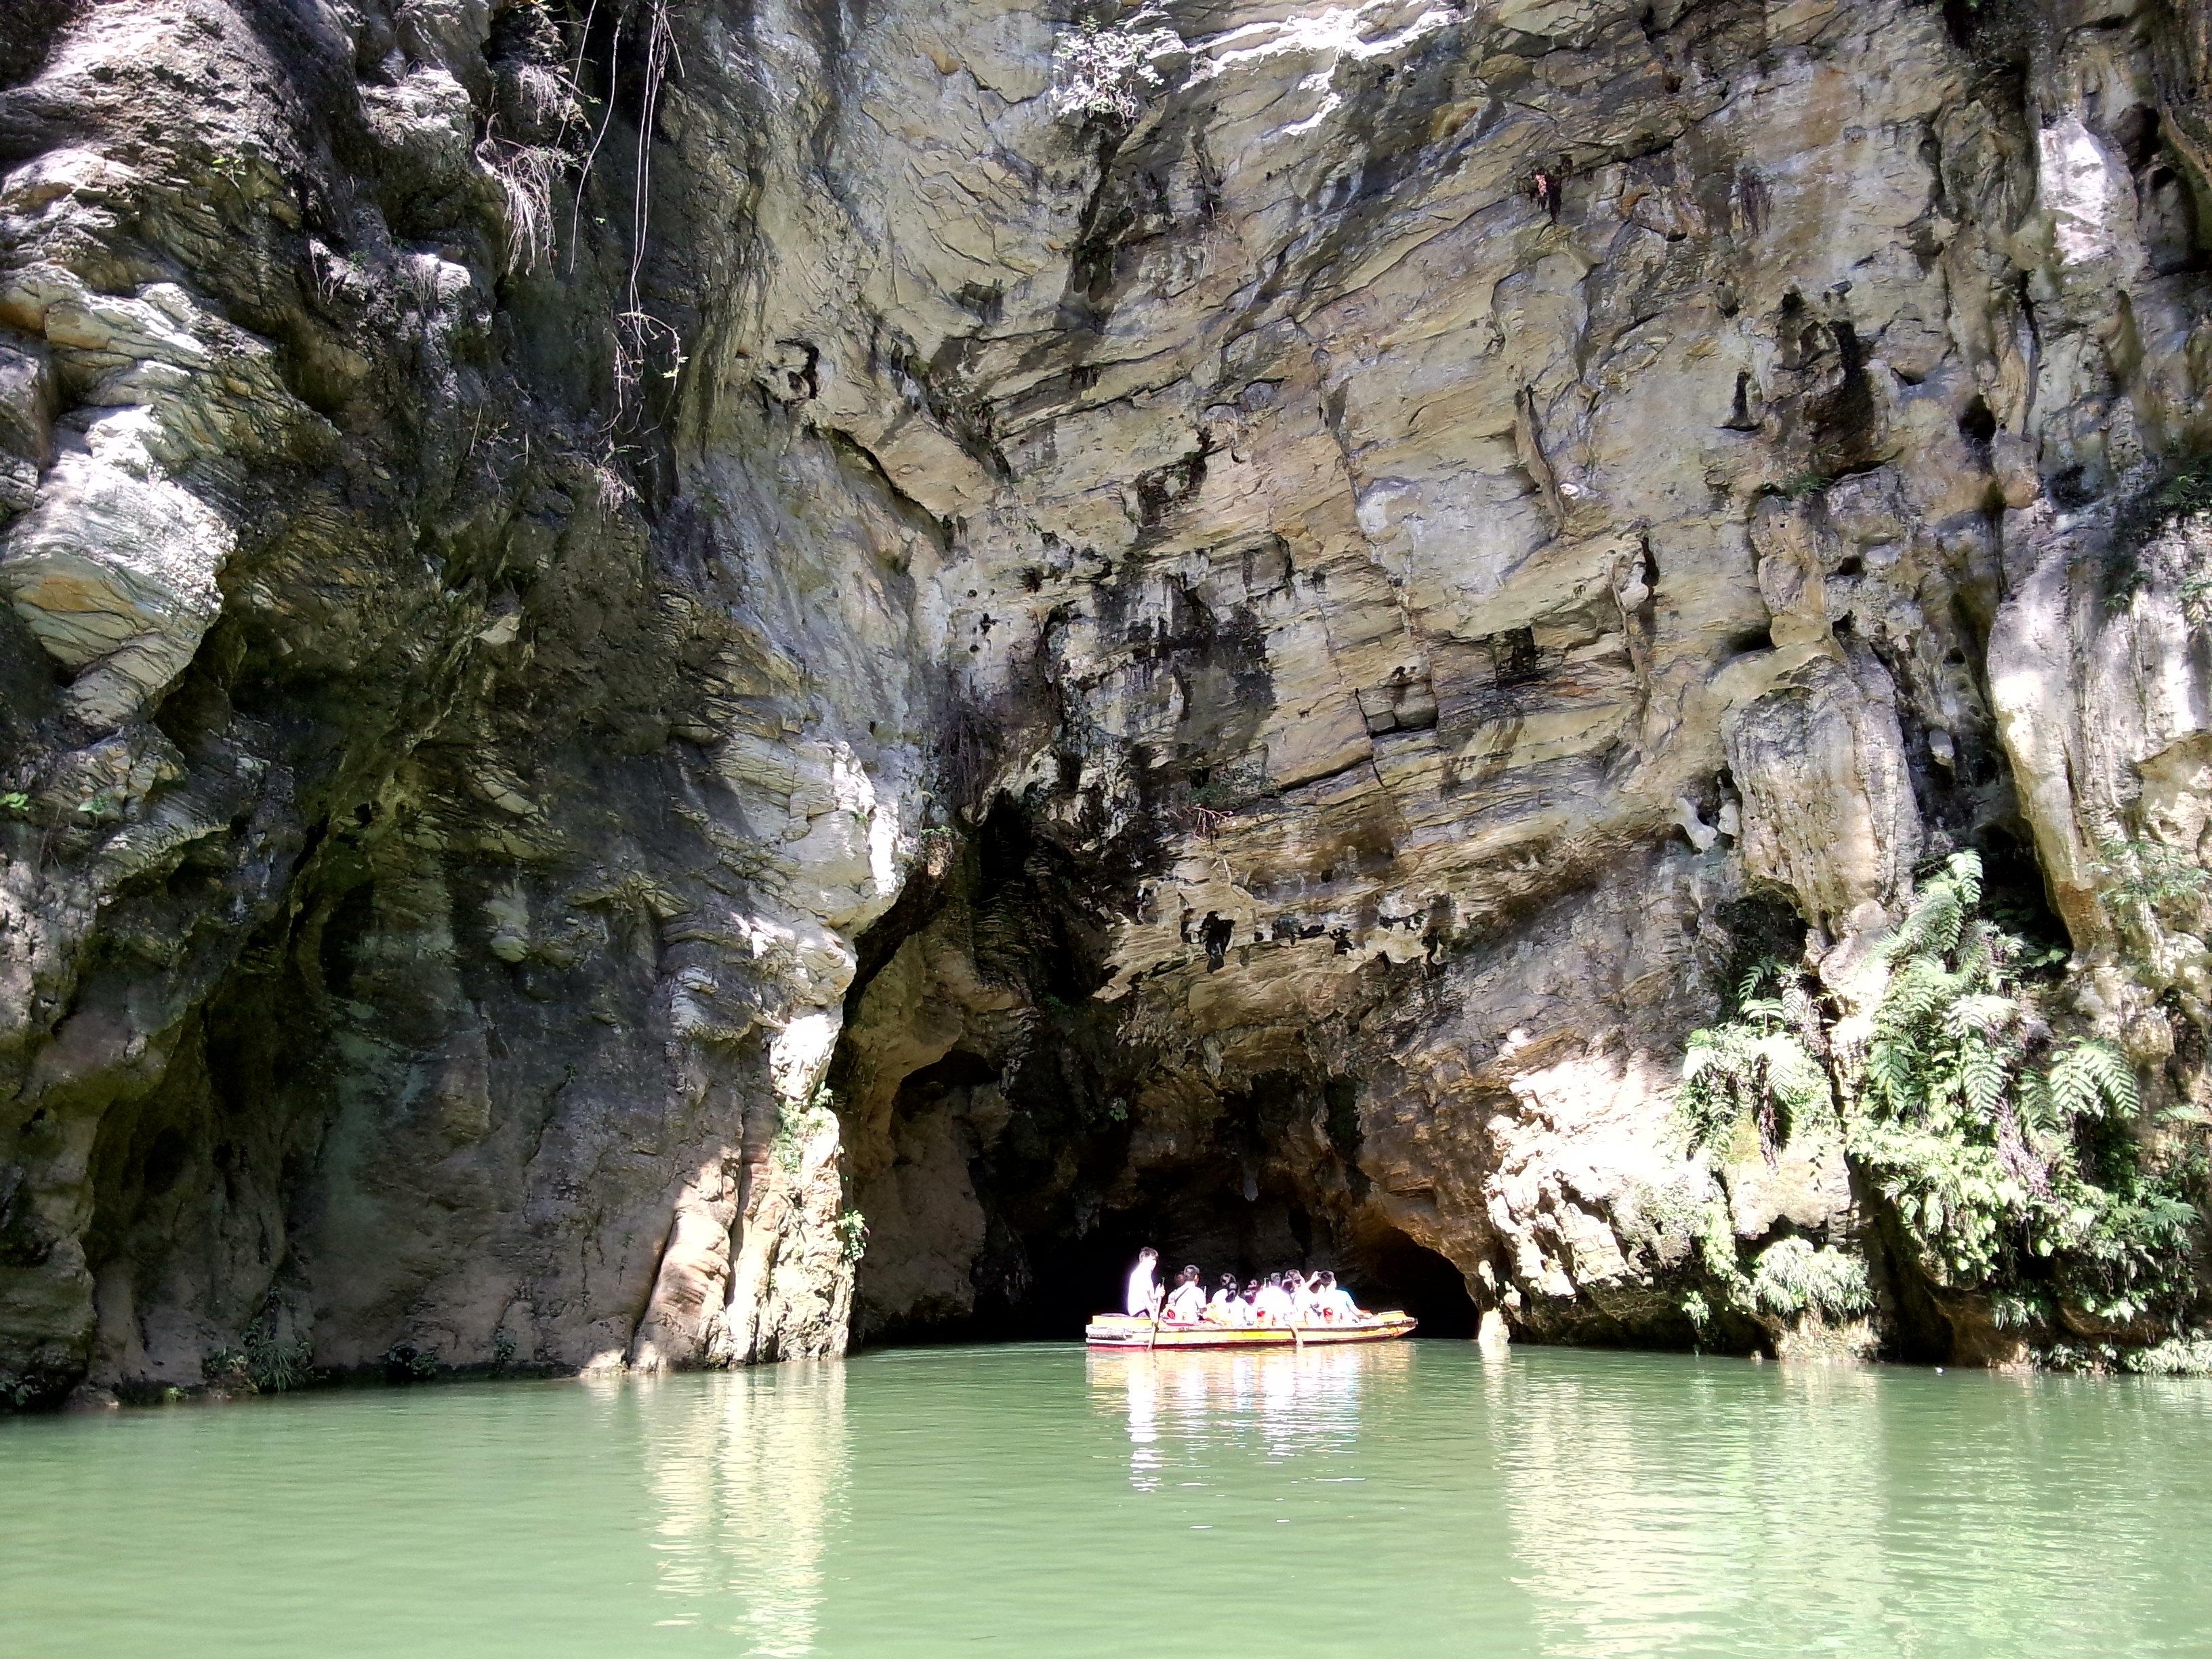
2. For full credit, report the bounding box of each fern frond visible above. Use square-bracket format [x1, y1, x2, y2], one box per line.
[1682, 1031, 1724, 1078]
[1864, 1037, 1921, 1111]
[2016, 1067, 2062, 1143]
[1750, 1033, 1826, 1111]
[1945, 994, 2020, 1041]
[1738, 995, 1789, 1030]
[2045, 1039, 2139, 1120]
[1960, 1042, 2009, 1120]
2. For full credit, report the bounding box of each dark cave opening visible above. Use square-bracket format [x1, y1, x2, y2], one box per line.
[857, 1170, 1480, 1347]
[848, 1047, 1482, 1349]
[1349, 1225, 1481, 1338]
[838, 792, 1483, 1353]
[987, 1203, 1479, 1343]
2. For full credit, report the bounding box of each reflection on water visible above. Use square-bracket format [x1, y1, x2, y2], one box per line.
[1484, 1357, 2212, 1657]
[7, 1344, 2212, 1658]
[642, 1362, 848, 1654]
[1088, 1343, 1409, 1490]
[1490, 1356, 1893, 1656]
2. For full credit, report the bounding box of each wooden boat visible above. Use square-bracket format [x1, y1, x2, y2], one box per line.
[1084, 1312, 1417, 1349]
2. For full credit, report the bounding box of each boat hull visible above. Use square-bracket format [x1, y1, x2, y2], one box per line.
[1084, 1313, 1417, 1349]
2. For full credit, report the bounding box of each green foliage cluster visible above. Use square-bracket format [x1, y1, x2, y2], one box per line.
[2119, 1336, 2212, 1376]
[2150, 457, 2212, 525]
[1677, 964, 1828, 1162]
[2106, 455, 2212, 615]
[1630, 1177, 1742, 1287]
[382, 1342, 440, 1380]
[1748, 1236, 1873, 1322]
[773, 1086, 840, 1176]
[1679, 1288, 1712, 1336]
[1050, 14, 1182, 124]
[244, 1328, 312, 1393]
[1845, 853, 2194, 1320]
[1674, 852, 2206, 1338]
[1187, 760, 1272, 813]
[205, 1334, 310, 1393]
[836, 1209, 869, 1265]
[2096, 837, 2212, 918]
[2179, 569, 2212, 632]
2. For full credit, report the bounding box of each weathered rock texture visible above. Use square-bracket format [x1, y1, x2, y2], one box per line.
[3, 0, 2211, 1404]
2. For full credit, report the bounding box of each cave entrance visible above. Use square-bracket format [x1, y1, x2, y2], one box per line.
[834, 798, 1483, 1351]
[845, 1047, 1482, 1348]
[1006, 1211, 1479, 1341]
[1345, 1225, 1480, 1338]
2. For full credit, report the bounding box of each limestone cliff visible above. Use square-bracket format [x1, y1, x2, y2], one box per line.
[3, 0, 2211, 1406]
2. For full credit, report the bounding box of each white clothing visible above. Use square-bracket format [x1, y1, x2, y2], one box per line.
[1209, 1290, 1252, 1327]
[1126, 1259, 1160, 1317]
[1252, 1284, 1294, 1324]
[1166, 1282, 1206, 1322]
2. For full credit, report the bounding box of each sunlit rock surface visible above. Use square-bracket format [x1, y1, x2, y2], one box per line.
[2, 0, 2211, 1403]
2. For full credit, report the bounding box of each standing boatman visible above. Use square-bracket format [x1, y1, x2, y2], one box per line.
[1125, 1247, 1162, 1319]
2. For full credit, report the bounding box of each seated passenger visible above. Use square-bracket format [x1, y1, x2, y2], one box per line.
[1164, 1264, 1208, 1324]
[1205, 1273, 1250, 1325]
[1125, 1247, 1162, 1319]
[1305, 1271, 1336, 1323]
[1252, 1273, 1294, 1325]
[1317, 1271, 1358, 1322]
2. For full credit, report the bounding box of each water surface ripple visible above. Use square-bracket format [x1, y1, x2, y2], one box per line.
[5, 1343, 2209, 1656]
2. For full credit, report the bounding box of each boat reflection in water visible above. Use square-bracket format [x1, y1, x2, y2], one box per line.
[1086, 1342, 1412, 1492]
[637, 1361, 849, 1655]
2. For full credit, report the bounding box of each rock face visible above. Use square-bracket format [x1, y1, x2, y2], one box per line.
[3, 0, 2211, 1404]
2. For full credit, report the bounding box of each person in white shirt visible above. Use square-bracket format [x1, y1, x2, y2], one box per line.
[1125, 1247, 1162, 1318]
[1315, 1271, 1359, 1322]
[1252, 1273, 1294, 1325]
[1206, 1273, 1250, 1326]
[1288, 1271, 1319, 1324]
[1164, 1265, 1207, 1324]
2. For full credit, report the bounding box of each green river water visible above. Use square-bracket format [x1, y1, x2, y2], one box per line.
[5, 1341, 2211, 1657]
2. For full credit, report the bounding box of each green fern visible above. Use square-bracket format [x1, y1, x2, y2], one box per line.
[1959, 1043, 2008, 1120]
[2097, 837, 2212, 916]
[1842, 851, 2195, 1307]
[2045, 1039, 2138, 1120]
[1749, 1236, 1874, 1321]
[1675, 854, 2204, 1341]
[1675, 960, 1830, 1161]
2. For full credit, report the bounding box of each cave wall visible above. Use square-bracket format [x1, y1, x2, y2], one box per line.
[4, 0, 2212, 1403]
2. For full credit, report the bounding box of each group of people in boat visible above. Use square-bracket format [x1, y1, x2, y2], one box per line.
[1124, 1246, 1372, 1327]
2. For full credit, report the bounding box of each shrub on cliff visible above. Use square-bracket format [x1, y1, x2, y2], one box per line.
[1050, 14, 1182, 125]
[1677, 962, 1830, 1163]
[1750, 1237, 1874, 1322]
[1842, 852, 2198, 1322]
[1674, 852, 2207, 1343]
